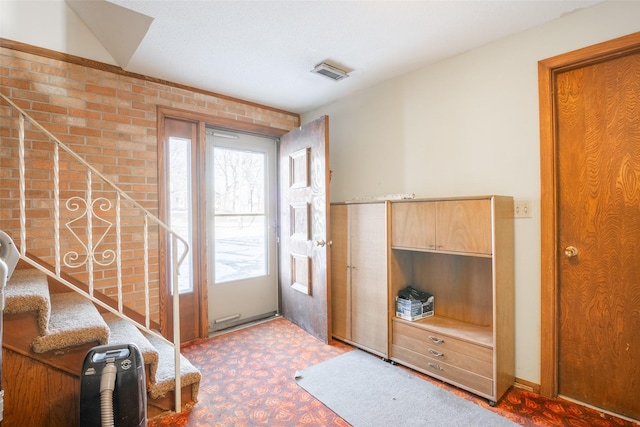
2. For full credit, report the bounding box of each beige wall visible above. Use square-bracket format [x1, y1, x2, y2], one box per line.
[303, 1, 640, 384]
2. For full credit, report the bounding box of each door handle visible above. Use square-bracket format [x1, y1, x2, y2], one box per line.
[316, 240, 326, 247]
[564, 246, 578, 258]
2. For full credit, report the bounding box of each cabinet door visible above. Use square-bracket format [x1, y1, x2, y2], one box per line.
[391, 201, 436, 250]
[350, 203, 388, 355]
[330, 204, 349, 340]
[436, 200, 492, 255]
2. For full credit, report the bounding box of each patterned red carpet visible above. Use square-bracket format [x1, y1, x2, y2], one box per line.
[149, 317, 638, 427]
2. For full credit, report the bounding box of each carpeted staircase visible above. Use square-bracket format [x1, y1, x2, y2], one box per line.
[3, 268, 201, 423]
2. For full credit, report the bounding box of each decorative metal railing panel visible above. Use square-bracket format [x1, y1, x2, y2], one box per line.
[0, 92, 187, 411]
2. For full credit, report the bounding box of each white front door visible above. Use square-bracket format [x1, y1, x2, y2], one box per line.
[206, 128, 278, 332]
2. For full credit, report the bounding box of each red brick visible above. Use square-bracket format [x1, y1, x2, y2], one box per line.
[131, 117, 155, 128]
[69, 108, 101, 120]
[86, 102, 117, 114]
[49, 94, 86, 109]
[102, 131, 131, 142]
[11, 88, 50, 104]
[132, 84, 159, 97]
[130, 101, 154, 112]
[102, 112, 131, 124]
[86, 84, 116, 97]
[117, 107, 146, 119]
[70, 126, 101, 137]
[1, 77, 31, 90]
[50, 76, 87, 92]
[32, 102, 68, 115]
[0, 54, 32, 70]
[159, 91, 183, 103]
[85, 155, 116, 165]
[24, 110, 52, 123]
[117, 90, 145, 104]
[31, 62, 68, 78]
[82, 121, 115, 134]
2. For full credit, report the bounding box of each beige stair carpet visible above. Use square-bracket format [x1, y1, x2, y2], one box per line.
[32, 292, 110, 353]
[5, 268, 51, 336]
[144, 333, 201, 401]
[103, 312, 159, 383]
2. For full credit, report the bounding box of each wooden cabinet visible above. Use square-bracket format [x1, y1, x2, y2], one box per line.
[391, 199, 492, 255]
[330, 202, 388, 357]
[389, 196, 514, 404]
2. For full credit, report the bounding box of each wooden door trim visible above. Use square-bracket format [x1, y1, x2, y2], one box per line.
[538, 31, 640, 398]
[157, 106, 292, 340]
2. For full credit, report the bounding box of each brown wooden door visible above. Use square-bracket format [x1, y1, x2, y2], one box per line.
[555, 50, 640, 419]
[279, 116, 331, 343]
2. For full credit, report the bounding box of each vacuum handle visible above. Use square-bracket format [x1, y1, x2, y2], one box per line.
[0, 230, 19, 283]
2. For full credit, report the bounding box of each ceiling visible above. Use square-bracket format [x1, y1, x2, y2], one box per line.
[67, 0, 603, 114]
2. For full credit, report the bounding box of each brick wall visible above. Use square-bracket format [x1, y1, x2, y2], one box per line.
[0, 44, 299, 324]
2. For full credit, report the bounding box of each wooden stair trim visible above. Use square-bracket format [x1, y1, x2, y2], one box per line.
[2, 346, 197, 426]
[3, 312, 97, 377]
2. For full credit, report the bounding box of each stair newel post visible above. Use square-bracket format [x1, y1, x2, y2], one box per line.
[86, 170, 94, 296]
[172, 233, 182, 413]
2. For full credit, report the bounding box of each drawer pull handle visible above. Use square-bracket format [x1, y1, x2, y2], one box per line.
[429, 336, 444, 344]
[429, 349, 444, 357]
[428, 362, 443, 371]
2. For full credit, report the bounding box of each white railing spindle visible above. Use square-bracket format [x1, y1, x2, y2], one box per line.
[54, 143, 61, 276]
[172, 234, 182, 411]
[18, 114, 26, 256]
[86, 170, 94, 296]
[116, 193, 123, 313]
[144, 214, 150, 329]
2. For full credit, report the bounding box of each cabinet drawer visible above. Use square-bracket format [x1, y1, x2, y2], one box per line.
[391, 344, 493, 397]
[393, 320, 492, 376]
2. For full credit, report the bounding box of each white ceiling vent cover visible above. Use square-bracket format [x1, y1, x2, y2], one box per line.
[310, 62, 349, 81]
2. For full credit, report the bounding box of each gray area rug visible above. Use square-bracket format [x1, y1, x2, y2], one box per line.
[295, 349, 518, 427]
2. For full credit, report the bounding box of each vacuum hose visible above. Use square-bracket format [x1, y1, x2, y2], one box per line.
[100, 363, 118, 427]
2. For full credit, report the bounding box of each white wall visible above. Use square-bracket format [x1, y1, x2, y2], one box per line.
[303, 0, 640, 384]
[0, 0, 114, 64]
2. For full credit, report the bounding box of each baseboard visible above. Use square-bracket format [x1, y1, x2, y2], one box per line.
[514, 377, 540, 394]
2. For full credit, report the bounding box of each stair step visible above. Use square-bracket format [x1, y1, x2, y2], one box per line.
[102, 312, 160, 383]
[144, 333, 201, 402]
[31, 292, 109, 354]
[5, 268, 51, 336]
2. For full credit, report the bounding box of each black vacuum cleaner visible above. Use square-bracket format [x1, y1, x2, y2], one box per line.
[79, 343, 147, 427]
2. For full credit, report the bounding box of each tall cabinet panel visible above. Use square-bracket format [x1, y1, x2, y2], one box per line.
[330, 204, 350, 340]
[331, 202, 388, 358]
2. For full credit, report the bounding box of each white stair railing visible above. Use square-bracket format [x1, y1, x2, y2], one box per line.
[0, 92, 187, 412]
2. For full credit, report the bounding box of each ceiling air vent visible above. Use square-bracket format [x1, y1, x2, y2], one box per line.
[310, 62, 349, 81]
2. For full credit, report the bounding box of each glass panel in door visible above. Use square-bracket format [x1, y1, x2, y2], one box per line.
[168, 136, 193, 294]
[207, 129, 278, 332]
